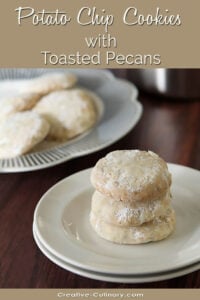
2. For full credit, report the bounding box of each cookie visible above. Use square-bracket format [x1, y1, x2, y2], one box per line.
[0, 89, 41, 121]
[0, 111, 50, 158]
[0, 72, 77, 120]
[90, 208, 176, 244]
[91, 150, 171, 202]
[0, 93, 40, 122]
[34, 89, 98, 141]
[91, 190, 172, 227]
[26, 72, 77, 95]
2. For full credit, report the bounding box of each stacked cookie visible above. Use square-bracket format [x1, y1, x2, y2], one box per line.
[90, 150, 176, 244]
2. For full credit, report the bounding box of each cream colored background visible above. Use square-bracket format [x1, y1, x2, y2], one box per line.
[0, 1, 199, 67]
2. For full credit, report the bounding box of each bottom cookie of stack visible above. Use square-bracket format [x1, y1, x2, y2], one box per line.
[90, 208, 176, 244]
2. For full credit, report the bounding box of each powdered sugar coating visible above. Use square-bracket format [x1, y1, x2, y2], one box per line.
[0, 85, 41, 121]
[0, 111, 50, 158]
[90, 208, 176, 244]
[34, 88, 98, 141]
[91, 190, 172, 226]
[0, 72, 76, 121]
[26, 72, 77, 95]
[91, 150, 171, 202]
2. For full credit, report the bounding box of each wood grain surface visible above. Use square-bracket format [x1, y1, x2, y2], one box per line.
[0, 70, 199, 288]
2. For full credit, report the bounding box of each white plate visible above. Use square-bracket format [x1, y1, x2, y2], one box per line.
[33, 164, 200, 275]
[0, 69, 142, 173]
[33, 224, 200, 283]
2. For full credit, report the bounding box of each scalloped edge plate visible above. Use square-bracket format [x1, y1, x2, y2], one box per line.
[0, 69, 142, 172]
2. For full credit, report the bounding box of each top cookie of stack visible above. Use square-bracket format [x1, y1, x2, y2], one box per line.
[91, 150, 171, 202]
[90, 150, 175, 244]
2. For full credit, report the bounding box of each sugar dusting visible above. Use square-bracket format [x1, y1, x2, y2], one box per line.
[97, 150, 170, 194]
[116, 207, 140, 223]
[115, 197, 170, 225]
[0, 111, 49, 158]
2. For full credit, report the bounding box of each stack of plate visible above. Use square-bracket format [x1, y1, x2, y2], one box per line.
[33, 165, 200, 283]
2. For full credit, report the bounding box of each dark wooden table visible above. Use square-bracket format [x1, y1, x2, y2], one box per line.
[0, 70, 199, 288]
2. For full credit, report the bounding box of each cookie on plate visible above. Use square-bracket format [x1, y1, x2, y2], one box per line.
[26, 72, 77, 95]
[0, 72, 77, 120]
[0, 89, 41, 121]
[90, 208, 176, 244]
[91, 190, 171, 227]
[91, 150, 171, 202]
[34, 89, 98, 141]
[0, 111, 50, 158]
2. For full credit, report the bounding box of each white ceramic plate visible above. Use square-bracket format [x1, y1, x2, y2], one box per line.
[0, 69, 142, 173]
[33, 224, 200, 283]
[33, 164, 200, 275]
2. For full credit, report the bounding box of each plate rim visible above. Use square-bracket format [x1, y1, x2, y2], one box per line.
[33, 163, 200, 275]
[33, 223, 200, 283]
